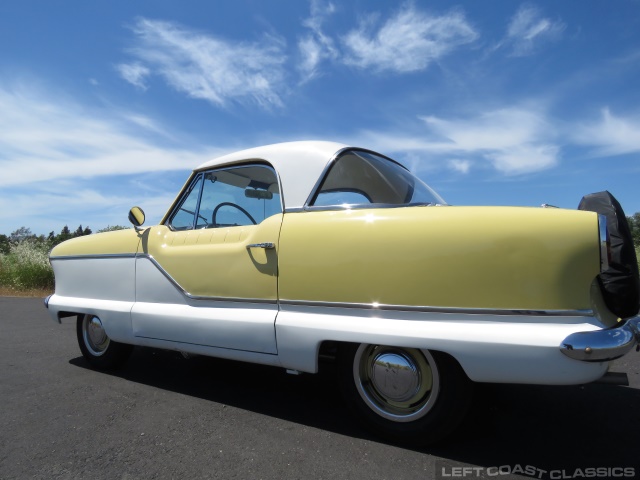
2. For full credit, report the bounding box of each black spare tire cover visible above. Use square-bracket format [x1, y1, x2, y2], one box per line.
[578, 191, 640, 319]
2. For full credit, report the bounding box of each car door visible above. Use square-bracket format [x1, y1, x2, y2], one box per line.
[131, 164, 282, 354]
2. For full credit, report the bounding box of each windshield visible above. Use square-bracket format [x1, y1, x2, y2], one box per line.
[310, 150, 446, 207]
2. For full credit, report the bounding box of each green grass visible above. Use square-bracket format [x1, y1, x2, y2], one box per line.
[0, 241, 54, 292]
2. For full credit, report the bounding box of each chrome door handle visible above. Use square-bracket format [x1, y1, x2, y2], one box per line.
[246, 242, 275, 249]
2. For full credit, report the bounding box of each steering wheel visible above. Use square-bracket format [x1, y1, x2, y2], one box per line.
[212, 202, 257, 227]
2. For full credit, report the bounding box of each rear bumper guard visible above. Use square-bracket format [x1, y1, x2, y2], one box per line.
[560, 316, 640, 362]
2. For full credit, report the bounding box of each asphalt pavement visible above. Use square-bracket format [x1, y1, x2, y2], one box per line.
[1, 296, 639, 480]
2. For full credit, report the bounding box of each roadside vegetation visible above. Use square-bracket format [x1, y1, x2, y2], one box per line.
[1, 215, 639, 297]
[0, 225, 127, 296]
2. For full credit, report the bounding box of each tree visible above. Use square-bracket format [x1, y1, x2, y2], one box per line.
[54, 225, 73, 245]
[628, 212, 640, 246]
[9, 226, 33, 243]
[97, 225, 129, 233]
[0, 234, 9, 255]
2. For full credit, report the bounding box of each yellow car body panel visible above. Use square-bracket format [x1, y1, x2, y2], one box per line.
[51, 229, 141, 256]
[49, 207, 600, 311]
[278, 206, 600, 311]
[139, 214, 283, 299]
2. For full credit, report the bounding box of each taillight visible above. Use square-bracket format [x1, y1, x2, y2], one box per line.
[598, 214, 611, 272]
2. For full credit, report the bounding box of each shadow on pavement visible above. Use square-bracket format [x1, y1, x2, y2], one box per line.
[70, 346, 640, 475]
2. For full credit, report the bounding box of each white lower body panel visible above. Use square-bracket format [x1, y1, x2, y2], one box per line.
[133, 336, 281, 367]
[275, 305, 609, 385]
[132, 256, 278, 354]
[46, 295, 135, 344]
[131, 302, 278, 354]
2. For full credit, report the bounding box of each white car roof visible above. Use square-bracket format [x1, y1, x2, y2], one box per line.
[196, 141, 350, 209]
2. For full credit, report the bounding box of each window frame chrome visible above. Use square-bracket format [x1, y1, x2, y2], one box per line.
[163, 162, 283, 232]
[165, 173, 204, 231]
[303, 147, 446, 212]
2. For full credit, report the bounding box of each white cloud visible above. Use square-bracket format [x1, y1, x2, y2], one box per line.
[298, 0, 339, 82]
[122, 18, 287, 108]
[116, 62, 150, 90]
[486, 144, 558, 174]
[0, 184, 179, 234]
[121, 113, 174, 138]
[0, 82, 229, 233]
[351, 107, 559, 175]
[573, 108, 640, 156]
[0, 83, 221, 189]
[502, 5, 565, 57]
[342, 3, 478, 73]
[420, 108, 559, 174]
[449, 159, 471, 174]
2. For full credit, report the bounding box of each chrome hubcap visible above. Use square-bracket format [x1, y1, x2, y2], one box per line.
[354, 345, 440, 422]
[370, 352, 420, 402]
[83, 315, 109, 356]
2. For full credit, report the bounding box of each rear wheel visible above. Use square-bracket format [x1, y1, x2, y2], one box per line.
[339, 344, 472, 446]
[76, 314, 133, 369]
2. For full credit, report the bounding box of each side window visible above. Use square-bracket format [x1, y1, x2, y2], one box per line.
[167, 175, 203, 231]
[314, 190, 371, 206]
[167, 165, 281, 230]
[310, 150, 445, 207]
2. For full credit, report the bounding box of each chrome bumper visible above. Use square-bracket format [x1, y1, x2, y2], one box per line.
[560, 316, 640, 362]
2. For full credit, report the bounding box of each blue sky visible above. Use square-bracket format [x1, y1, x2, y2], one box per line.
[1, 0, 639, 235]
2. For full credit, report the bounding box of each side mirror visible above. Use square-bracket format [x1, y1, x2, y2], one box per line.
[128, 206, 146, 231]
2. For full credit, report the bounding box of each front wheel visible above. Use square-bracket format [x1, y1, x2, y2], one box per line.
[339, 344, 472, 446]
[76, 314, 133, 370]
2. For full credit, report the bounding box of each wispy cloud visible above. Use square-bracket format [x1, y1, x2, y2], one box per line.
[0, 82, 227, 232]
[121, 18, 287, 108]
[0, 83, 220, 188]
[116, 62, 150, 90]
[342, 3, 478, 73]
[572, 108, 640, 156]
[499, 5, 565, 57]
[298, 0, 339, 82]
[449, 159, 472, 174]
[0, 182, 181, 234]
[352, 107, 560, 175]
[421, 108, 559, 174]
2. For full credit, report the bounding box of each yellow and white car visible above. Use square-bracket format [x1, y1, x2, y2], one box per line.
[45, 141, 640, 445]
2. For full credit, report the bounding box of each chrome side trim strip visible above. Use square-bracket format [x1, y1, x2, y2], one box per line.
[279, 299, 593, 317]
[50, 253, 137, 261]
[137, 254, 277, 305]
[136, 335, 278, 356]
[303, 203, 441, 213]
